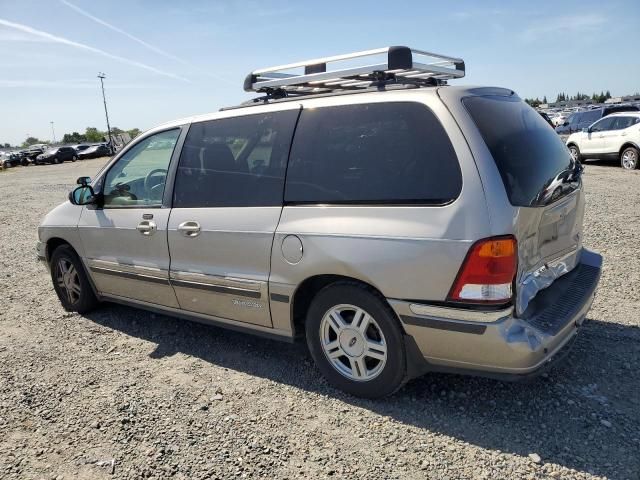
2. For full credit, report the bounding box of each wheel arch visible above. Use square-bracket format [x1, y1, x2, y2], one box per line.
[46, 237, 74, 263]
[290, 274, 402, 339]
[619, 141, 640, 156]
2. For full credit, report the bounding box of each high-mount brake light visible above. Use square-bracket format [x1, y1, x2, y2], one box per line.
[448, 236, 517, 304]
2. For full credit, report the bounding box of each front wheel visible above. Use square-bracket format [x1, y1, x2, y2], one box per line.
[71, 155, 78, 162]
[620, 146, 639, 170]
[53, 157, 61, 164]
[50, 245, 98, 314]
[305, 283, 407, 398]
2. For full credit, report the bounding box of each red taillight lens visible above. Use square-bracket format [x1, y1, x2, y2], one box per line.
[448, 236, 517, 304]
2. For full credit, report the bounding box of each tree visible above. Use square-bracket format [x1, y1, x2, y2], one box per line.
[3, 143, 10, 149]
[542, 96, 548, 104]
[22, 137, 43, 148]
[61, 132, 87, 144]
[110, 127, 124, 135]
[84, 127, 104, 142]
[127, 128, 141, 138]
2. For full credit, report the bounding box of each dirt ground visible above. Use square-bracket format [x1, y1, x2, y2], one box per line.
[0, 158, 638, 480]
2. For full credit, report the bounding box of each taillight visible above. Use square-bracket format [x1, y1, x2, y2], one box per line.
[448, 236, 517, 304]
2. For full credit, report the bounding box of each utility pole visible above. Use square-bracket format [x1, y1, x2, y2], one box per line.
[50, 121, 56, 144]
[97, 73, 113, 153]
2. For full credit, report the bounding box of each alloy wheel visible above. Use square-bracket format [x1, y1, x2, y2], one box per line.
[55, 258, 81, 305]
[319, 304, 388, 382]
[621, 149, 638, 170]
[569, 146, 579, 161]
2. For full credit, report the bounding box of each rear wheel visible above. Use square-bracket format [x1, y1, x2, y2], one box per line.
[568, 144, 580, 162]
[620, 146, 639, 170]
[50, 245, 98, 314]
[71, 155, 78, 162]
[305, 282, 407, 398]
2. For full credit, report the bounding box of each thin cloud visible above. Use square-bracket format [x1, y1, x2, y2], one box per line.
[0, 79, 164, 89]
[59, 0, 233, 84]
[520, 14, 607, 42]
[0, 18, 190, 82]
[60, 0, 184, 64]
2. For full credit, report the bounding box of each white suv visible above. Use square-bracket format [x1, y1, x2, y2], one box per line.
[566, 112, 640, 170]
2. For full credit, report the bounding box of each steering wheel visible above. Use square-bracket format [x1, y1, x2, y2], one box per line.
[144, 169, 168, 197]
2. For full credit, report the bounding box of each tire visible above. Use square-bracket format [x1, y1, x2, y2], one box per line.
[50, 245, 99, 314]
[568, 144, 581, 162]
[53, 157, 61, 164]
[71, 155, 77, 162]
[620, 146, 639, 170]
[305, 282, 407, 398]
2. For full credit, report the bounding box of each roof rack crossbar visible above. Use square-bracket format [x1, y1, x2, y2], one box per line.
[244, 46, 465, 95]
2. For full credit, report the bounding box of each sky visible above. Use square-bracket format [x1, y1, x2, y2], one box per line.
[0, 0, 639, 146]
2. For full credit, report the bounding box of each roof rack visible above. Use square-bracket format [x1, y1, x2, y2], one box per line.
[243, 46, 465, 98]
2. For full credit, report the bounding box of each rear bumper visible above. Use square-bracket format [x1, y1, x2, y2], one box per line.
[391, 248, 602, 379]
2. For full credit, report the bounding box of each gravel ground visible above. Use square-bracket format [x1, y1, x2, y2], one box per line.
[0, 158, 638, 480]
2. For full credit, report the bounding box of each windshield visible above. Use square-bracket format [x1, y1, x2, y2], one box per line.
[45, 148, 58, 154]
[463, 95, 578, 207]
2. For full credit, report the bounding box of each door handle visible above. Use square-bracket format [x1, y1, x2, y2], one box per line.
[178, 221, 201, 237]
[137, 220, 157, 236]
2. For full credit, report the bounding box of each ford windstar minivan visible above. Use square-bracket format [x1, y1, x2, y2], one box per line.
[37, 47, 602, 398]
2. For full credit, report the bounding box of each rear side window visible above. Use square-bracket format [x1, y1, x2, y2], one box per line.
[464, 95, 573, 207]
[284, 102, 461, 205]
[173, 110, 299, 208]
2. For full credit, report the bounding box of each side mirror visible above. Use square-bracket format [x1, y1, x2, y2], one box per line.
[76, 176, 91, 186]
[69, 185, 96, 205]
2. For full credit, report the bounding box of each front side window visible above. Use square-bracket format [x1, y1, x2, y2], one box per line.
[590, 117, 615, 132]
[285, 102, 462, 204]
[102, 129, 180, 207]
[172, 110, 299, 208]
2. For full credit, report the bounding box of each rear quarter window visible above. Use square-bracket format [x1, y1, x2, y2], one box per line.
[284, 102, 462, 205]
[463, 95, 573, 207]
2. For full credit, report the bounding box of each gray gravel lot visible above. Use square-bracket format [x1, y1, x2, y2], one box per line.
[0, 158, 638, 480]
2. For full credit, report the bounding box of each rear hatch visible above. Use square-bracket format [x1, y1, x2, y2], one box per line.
[462, 94, 585, 315]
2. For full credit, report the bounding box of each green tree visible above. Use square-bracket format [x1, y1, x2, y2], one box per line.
[84, 127, 105, 142]
[127, 128, 141, 138]
[543, 96, 548, 104]
[605, 90, 611, 99]
[110, 127, 124, 135]
[62, 131, 87, 144]
[22, 137, 42, 147]
[3, 143, 10, 149]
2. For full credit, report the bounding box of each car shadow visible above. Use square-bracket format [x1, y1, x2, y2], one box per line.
[84, 304, 639, 478]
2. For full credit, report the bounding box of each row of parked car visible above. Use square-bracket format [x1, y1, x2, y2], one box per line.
[1, 143, 112, 168]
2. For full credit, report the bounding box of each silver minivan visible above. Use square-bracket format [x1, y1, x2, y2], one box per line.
[37, 47, 602, 398]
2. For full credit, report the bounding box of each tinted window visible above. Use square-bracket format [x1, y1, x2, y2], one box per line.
[103, 129, 180, 207]
[590, 117, 615, 132]
[464, 95, 575, 207]
[578, 110, 601, 126]
[173, 110, 299, 208]
[611, 116, 637, 130]
[285, 103, 461, 204]
[567, 113, 580, 125]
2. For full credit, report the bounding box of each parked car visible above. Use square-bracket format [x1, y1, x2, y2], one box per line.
[77, 144, 111, 159]
[34, 146, 78, 165]
[1, 152, 24, 168]
[36, 47, 602, 398]
[74, 144, 91, 153]
[556, 105, 639, 134]
[538, 111, 554, 127]
[566, 112, 640, 169]
[26, 147, 46, 161]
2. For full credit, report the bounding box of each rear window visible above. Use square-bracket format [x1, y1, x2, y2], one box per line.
[463, 95, 574, 207]
[285, 102, 461, 205]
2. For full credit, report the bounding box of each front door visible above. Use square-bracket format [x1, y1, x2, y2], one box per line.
[582, 117, 615, 155]
[78, 128, 183, 307]
[167, 107, 299, 327]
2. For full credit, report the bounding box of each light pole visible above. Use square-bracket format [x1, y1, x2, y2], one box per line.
[50, 121, 56, 144]
[97, 73, 113, 152]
